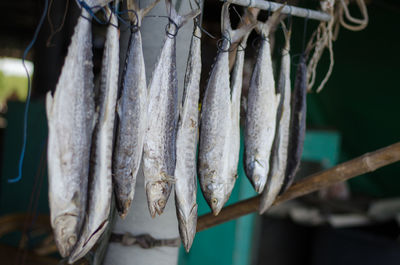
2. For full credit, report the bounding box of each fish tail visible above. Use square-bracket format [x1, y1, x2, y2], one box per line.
[280, 20, 292, 50]
[140, 0, 161, 18]
[165, 0, 200, 28]
[256, 4, 285, 37]
[221, 2, 232, 33]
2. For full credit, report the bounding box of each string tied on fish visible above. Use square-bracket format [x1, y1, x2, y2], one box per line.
[8, 0, 49, 183]
[165, 17, 179, 39]
[217, 33, 232, 52]
[78, 0, 107, 24]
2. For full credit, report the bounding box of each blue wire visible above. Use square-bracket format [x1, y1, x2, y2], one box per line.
[8, 0, 49, 183]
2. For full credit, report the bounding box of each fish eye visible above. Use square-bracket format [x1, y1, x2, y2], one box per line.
[211, 198, 218, 205]
[68, 236, 77, 246]
[158, 199, 166, 207]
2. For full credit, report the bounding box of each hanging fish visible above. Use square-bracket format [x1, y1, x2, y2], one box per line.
[174, 17, 201, 252]
[113, 0, 160, 219]
[259, 22, 292, 214]
[244, 9, 282, 194]
[143, 0, 200, 218]
[198, 2, 254, 216]
[46, 7, 96, 258]
[280, 52, 308, 193]
[228, 30, 251, 197]
[68, 8, 119, 264]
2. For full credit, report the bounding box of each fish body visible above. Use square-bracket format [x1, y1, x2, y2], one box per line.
[174, 23, 201, 252]
[260, 26, 291, 213]
[143, 1, 200, 217]
[280, 53, 307, 193]
[112, 5, 151, 218]
[68, 10, 119, 263]
[244, 13, 281, 194]
[198, 3, 253, 215]
[46, 9, 94, 257]
[228, 33, 250, 189]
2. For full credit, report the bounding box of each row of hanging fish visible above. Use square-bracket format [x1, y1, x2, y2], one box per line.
[46, 0, 308, 261]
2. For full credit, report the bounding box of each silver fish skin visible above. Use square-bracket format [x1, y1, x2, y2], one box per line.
[244, 11, 282, 194]
[174, 22, 201, 252]
[198, 3, 254, 216]
[228, 33, 250, 193]
[280, 53, 307, 193]
[46, 9, 95, 258]
[68, 10, 119, 264]
[260, 25, 291, 213]
[113, 0, 159, 219]
[143, 0, 200, 218]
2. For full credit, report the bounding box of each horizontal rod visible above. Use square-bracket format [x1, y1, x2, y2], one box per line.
[197, 142, 400, 232]
[223, 0, 332, 22]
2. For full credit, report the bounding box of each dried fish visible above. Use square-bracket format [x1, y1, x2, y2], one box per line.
[143, 0, 200, 217]
[260, 23, 291, 214]
[280, 53, 307, 193]
[174, 21, 201, 252]
[244, 10, 282, 194]
[68, 8, 118, 263]
[113, 0, 160, 219]
[46, 8, 95, 258]
[198, 3, 254, 215]
[228, 32, 251, 195]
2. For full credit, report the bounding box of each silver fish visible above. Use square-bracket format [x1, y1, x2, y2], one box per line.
[198, 3, 253, 215]
[143, 0, 200, 218]
[244, 10, 282, 194]
[174, 21, 201, 252]
[228, 32, 251, 195]
[68, 8, 119, 264]
[113, 0, 160, 219]
[280, 52, 308, 193]
[46, 8, 95, 258]
[259, 23, 292, 214]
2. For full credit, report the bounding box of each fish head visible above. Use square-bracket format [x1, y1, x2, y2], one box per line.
[146, 180, 171, 217]
[246, 157, 268, 193]
[177, 203, 198, 252]
[201, 178, 227, 216]
[53, 214, 79, 257]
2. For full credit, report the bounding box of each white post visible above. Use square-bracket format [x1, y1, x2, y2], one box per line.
[103, 0, 194, 264]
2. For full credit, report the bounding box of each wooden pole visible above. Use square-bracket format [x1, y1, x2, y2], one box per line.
[197, 142, 400, 232]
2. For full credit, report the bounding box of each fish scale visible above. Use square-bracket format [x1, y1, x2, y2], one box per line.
[46, 8, 95, 258]
[68, 8, 119, 263]
[244, 9, 282, 194]
[198, 2, 254, 216]
[174, 22, 201, 252]
[143, 0, 200, 218]
[260, 24, 292, 213]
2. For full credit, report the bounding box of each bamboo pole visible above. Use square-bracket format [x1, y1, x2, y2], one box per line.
[197, 142, 400, 232]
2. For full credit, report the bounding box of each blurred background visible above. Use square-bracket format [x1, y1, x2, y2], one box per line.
[1, 0, 400, 264]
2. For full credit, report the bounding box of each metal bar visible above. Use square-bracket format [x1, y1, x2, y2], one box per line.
[223, 0, 332, 22]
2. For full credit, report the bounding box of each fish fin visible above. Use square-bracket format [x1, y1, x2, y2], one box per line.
[116, 99, 122, 119]
[275, 92, 281, 108]
[231, 22, 255, 44]
[45, 92, 53, 120]
[256, 4, 285, 37]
